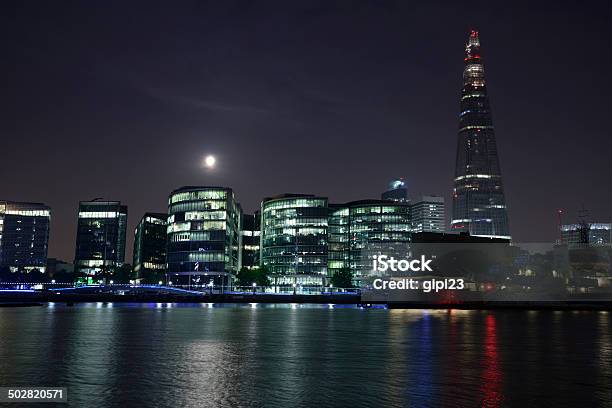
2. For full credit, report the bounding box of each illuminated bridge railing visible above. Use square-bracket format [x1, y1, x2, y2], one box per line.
[0, 282, 360, 296]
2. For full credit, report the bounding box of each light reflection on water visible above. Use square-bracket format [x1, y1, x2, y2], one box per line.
[0, 304, 610, 407]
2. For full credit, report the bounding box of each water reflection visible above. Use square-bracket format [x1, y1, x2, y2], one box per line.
[481, 313, 503, 407]
[598, 312, 612, 403]
[412, 311, 433, 404]
[0, 305, 610, 408]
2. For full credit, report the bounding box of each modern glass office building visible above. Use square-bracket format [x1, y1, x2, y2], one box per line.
[166, 186, 241, 288]
[260, 194, 328, 287]
[133, 212, 167, 282]
[74, 200, 128, 276]
[451, 30, 510, 239]
[0, 201, 51, 274]
[240, 212, 260, 270]
[328, 200, 413, 286]
[328, 204, 350, 277]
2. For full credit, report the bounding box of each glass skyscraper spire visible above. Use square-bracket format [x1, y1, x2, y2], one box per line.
[451, 30, 510, 239]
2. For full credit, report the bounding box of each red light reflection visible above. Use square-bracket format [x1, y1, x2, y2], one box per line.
[481, 314, 503, 407]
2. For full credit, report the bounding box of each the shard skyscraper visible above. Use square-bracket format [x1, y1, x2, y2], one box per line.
[451, 30, 511, 239]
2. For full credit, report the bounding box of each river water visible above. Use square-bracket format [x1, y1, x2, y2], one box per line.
[0, 303, 610, 407]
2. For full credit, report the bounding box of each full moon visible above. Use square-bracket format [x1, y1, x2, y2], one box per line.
[204, 155, 216, 168]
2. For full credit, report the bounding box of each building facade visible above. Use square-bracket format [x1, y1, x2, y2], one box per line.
[451, 30, 510, 239]
[561, 223, 612, 248]
[411, 196, 445, 233]
[328, 200, 413, 286]
[74, 200, 128, 276]
[240, 212, 260, 270]
[166, 186, 241, 288]
[0, 201, 51, 274]
[557, 223, 612, 290]
[260, 194, 328, 287]
[133, 212, 167, 282]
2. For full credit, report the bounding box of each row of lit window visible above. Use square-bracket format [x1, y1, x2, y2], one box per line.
[185, 210, 227, 221]
[1, 209, 50, 217]
[169, 190, 227, 204]
[240, 231, 261, 236]
[144, 216, 167, 225]
[264, 256, 326, 264]
[167, 221, 227, 233]
[262, 245, 327, 255]
[264, 217, 327, 225]
[351, 206, 409, 215]
[262, 199, 326, 212]
[143, 262, 165, 270]
[78, 211, 122, 219]
[169, 201, 227, 214]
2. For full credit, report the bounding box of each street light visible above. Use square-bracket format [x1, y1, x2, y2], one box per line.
[51, 279, 55, 284]
[158, 280, 163, 286]
[252, 282, 257, 294]
[329, 284, 333, 294]
[109, 280, 114, 285]
[292, 283, 297, 295]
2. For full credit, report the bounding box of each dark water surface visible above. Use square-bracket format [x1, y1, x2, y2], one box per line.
[0, 303, 610, 407]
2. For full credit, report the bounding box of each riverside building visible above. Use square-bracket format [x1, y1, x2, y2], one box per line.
[0, 200, 51, 274]
[133, 212, 167, 282]
[240, 212, 260, 269]
[328, 200, 413, 286]
[260, 194, 328, 289]
[74, 199, 127, 276]
[166, 186, 241, 289]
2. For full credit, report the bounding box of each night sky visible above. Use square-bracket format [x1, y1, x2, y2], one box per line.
[3, 1, 612, 262]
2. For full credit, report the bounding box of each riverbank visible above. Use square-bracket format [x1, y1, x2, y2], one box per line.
[2, 287, 612, 310]
[0, 287, 360, 305]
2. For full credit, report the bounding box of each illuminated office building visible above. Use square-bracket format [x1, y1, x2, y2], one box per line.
[451, 30, 510, 239]
[166, 186, 241, 288]
[260, 194, 328, 287]
[240, 212, 260, 269]
[74, 199, 128, 276]
[327, 205, 350, 278]
[133, 212, 167, 282]
[411, 196, 445, 233]
[328, 200, 412, 286]
[0, 200, 51, 274]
